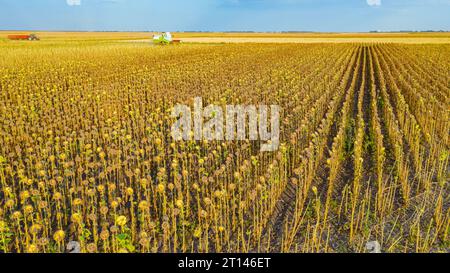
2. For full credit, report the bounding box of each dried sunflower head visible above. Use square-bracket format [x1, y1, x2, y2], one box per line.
[116, 215, 127, 227]
[53, 230, 65, 242]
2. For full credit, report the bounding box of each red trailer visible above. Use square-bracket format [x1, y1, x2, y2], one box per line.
[7, 34, 40, 41]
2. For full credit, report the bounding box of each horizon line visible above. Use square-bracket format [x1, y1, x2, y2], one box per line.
[1, 29, 449, 33]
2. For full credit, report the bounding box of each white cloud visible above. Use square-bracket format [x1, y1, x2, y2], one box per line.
[67, 0, 81, 6]
[367, 0, 381, 6]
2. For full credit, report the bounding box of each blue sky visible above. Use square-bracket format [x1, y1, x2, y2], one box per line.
[0, 0, 449, 32]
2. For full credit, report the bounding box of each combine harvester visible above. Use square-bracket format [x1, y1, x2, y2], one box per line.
[152, 32, 181, 45]
[7, 34, 40, 41]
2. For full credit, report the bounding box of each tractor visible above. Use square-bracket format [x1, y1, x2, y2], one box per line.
[28, 34, 40, 41]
